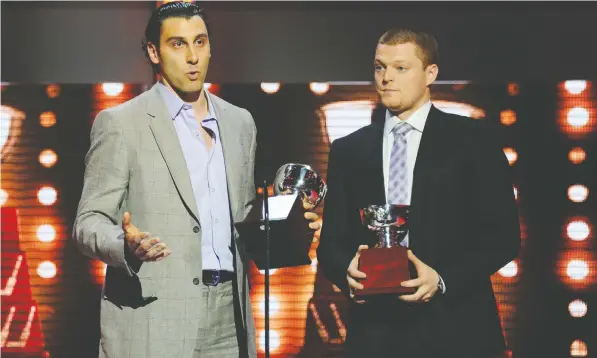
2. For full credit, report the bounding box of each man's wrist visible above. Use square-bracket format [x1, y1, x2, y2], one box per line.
[123, 238, 142, 272]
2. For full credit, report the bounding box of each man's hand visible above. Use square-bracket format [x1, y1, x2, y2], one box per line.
[123, 212, 171, 262]
[347, 245, 369, 303]
[303, 201, 321, 230]
[399, 250, 440, 303]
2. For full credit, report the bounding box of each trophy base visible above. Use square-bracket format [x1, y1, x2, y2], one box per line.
[355, 246, 414, 299]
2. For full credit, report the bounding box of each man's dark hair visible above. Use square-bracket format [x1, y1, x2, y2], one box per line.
[141, 1, 210, 73]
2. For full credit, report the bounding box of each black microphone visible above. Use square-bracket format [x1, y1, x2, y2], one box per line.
[255, 149, 273, 358]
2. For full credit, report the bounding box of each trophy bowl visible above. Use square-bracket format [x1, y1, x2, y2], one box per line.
[273, 163, 327, 209]
[360, 204, 409, 248]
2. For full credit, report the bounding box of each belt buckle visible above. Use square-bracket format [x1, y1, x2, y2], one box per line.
[208, 271, 221, 286]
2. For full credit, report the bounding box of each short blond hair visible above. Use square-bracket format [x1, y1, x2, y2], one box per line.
[378, 28, 438, 68]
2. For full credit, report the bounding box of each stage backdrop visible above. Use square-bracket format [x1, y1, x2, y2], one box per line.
[1, 81, 595, 358]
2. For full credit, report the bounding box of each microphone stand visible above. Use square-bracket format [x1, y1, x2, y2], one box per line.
[262, 179, 271, 358]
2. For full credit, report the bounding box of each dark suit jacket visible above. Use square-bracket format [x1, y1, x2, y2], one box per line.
[317, 105, 521, 357]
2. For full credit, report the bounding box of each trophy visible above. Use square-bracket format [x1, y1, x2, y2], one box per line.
[355, 204, 414, 299]
[273, 163, 327, 210]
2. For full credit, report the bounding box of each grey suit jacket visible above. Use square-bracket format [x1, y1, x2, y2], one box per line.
[73, 83, 257, 358]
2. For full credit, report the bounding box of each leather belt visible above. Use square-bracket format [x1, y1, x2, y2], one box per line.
[202, 270, 234, 286]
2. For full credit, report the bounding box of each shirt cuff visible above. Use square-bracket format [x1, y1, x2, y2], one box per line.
[439, 275, 447, 294]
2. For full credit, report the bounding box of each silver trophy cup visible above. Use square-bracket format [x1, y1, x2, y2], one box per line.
[273, 163, 327, 209]
[360, 204, 409, 248]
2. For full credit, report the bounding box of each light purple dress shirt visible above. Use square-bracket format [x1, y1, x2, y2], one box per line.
[158, 82, 234, 272]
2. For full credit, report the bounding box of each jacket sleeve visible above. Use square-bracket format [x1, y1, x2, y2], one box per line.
[317, 140, 359, 294]
[72, 110, 136, 276]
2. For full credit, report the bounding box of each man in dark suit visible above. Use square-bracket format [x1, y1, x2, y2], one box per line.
[317, 28, 521, 357]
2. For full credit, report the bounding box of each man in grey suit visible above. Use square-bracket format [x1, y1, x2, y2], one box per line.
[73, 2, 319, 357]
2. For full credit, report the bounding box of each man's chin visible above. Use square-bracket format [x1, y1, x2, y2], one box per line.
[381, 99, 403, 111]
[183, 83, 204, 93]
[176, 84, 204, 97]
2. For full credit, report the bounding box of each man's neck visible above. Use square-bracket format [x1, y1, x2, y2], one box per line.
[189, 90, 208, 119]
[390, 92, 430, 121]
[160, 78, 209, 118]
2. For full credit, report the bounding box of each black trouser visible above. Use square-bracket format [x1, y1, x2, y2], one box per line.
[344, 297, 432, 358]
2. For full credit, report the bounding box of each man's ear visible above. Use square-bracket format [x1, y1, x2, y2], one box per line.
[147, 42, 160, 65]
[426, 64, 439, 86]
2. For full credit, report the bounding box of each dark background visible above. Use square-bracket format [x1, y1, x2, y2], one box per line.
[3, 1, 597, 84]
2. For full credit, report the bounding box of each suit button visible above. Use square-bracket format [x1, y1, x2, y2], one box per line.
[193, 226, 199, 233]
[193, 277, 200, 285]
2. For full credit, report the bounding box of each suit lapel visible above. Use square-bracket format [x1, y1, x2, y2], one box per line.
[361, 112, 386, 206]
[208, 93, 243, 220]
[145, 84, 200, 223]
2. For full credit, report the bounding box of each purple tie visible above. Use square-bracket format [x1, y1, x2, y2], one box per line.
[387, 121, 413, 247]
[387, 121, 413, 205]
